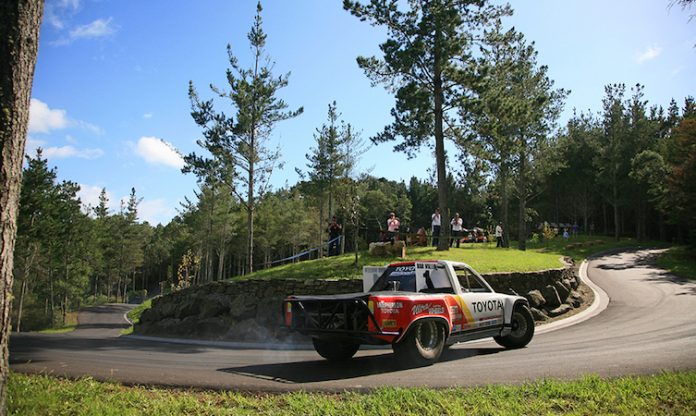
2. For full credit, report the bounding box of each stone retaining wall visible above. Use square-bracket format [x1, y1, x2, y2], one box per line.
[135, 262, 580, 342]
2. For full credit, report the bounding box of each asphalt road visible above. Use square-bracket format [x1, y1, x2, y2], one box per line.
[9, 249, 696, 391]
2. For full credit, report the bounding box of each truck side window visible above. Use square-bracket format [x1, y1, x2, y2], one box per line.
[419, 266, 454, 294]
[455, 266, 489, 293]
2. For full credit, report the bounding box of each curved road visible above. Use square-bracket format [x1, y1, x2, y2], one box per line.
[10, 249, 696, 391]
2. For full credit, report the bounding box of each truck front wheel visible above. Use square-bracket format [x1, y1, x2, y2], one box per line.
[312, 338, 360, 361]
[393, 320, 446, 367]
[494, 305, 535, 349]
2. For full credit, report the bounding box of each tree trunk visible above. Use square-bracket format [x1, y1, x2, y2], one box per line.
[318, 202, 324, 258]
[0, 1, 43, 409]
[518, 193, 527, 251]
[15, 279, 27, 333]
[247, 165, 254, 274]
[216, 247, 225, 281]
[612, 182, 620, 240]
[433, 31, 450, 252]
[517, 150, 527, 251]
[500, 167, 510, 247]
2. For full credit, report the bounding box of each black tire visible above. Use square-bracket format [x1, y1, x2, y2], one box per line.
[312, 338, 360, 361]
[494, 304, 535, 349]
[393, 320, 446, 366]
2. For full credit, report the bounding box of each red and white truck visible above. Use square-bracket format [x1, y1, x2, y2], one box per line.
[283, 260, 534, 366]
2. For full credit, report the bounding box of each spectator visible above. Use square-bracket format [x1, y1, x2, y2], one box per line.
[387, 212, 400, 243]
[416, 227, 427, 246]
[495, 222, 504, 248]
[450, 213, 463, 248]
[563, 228, 570, 240]
[431, 208, 441, 246]
[327, 216, 342, 256]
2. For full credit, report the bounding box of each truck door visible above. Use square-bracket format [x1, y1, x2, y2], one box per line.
[452, 265, 505, 332]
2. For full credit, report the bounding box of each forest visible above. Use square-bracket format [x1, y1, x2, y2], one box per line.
[10, 1, 696, 332]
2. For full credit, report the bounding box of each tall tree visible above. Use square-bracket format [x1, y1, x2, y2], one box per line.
[596, 84, 630, 240]
[343, 0, 510, 251]
[469, 24, 567, 249]
[0, 0, 44, 411]
[300, 101, 364, 256]
[13, 150, 55, 333]
[185, 2, 302, 273]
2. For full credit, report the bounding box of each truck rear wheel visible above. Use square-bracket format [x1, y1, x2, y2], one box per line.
[312, 338, 360, 361]
[393, 320, 445, 366]
[494, 305, 535, 349]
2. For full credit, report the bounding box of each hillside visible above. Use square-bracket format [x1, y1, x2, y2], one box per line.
[237, 244, 565, 281]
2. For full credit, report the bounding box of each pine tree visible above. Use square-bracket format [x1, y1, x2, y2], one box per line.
[343, 0, 510, 251]
[185, 2, 302, 273]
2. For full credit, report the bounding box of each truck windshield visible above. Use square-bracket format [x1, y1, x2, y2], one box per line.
[369, 265, 416, 292]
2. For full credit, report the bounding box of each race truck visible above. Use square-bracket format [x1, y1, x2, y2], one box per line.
[283, 260, 535, 366]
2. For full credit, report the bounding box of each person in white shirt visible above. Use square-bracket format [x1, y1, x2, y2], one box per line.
[431, 208, 441, 246]
[386, 212, 400, 243]
[450, 212, 463, 248]
[495, 222, 504, 248]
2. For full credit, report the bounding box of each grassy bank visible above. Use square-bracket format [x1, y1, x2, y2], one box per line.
[244, 244, 563, 281]
[120, 299, 153, 335]
[656, 246, 696, 281]
[9, 371, 696, 415]
[243, 235, 666, 281]
[37, 311, 78, 334]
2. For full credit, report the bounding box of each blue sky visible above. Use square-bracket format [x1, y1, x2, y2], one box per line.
[28, 0, 695, 224]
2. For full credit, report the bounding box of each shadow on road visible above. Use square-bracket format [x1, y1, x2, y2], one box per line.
[593, 250, 696, 296]
[217, 346, 504, 384]
[9, 333, 213, 358]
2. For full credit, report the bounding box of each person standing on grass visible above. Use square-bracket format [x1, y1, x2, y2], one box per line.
[495, 222, 504, 248]
[431, 208, 441, 246]
[387, 212, 400, 243]
[327, 216, 342, 256]
[450, 213, 463, 248]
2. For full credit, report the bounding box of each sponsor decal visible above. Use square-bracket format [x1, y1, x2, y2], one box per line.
[471, 299, 504, 313]
[428, 305, 445, 315]
[411, 303, 446, 315]
[381, 319, 397, 328]
[412, 303, 431, 315]
[377, 301, 403, 309]
[377, 301, 403, 315]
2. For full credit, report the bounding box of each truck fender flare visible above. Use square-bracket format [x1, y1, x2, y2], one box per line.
[394, 316, 450, 344]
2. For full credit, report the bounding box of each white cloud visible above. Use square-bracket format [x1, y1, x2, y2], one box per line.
[69, 17, 116, 40]
[45, 0, 81, 30]
[29, 98, 69, 133]
[135, 136, 184, 169]
[44, 145, 104, 159]
[29, 98, 103, 136]
[138, 198, 176, 225]
[636, 45, 662, 63]
[143, 113, 153, 119]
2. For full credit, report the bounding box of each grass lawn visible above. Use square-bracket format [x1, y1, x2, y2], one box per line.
[9, 371, 696, 415]
[656, 246, 696, 281]
[241, 235, 668, 281]
[121, 298, 153, 335]
[244, 244, 564, 281]
[37, 311, 78, 334]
